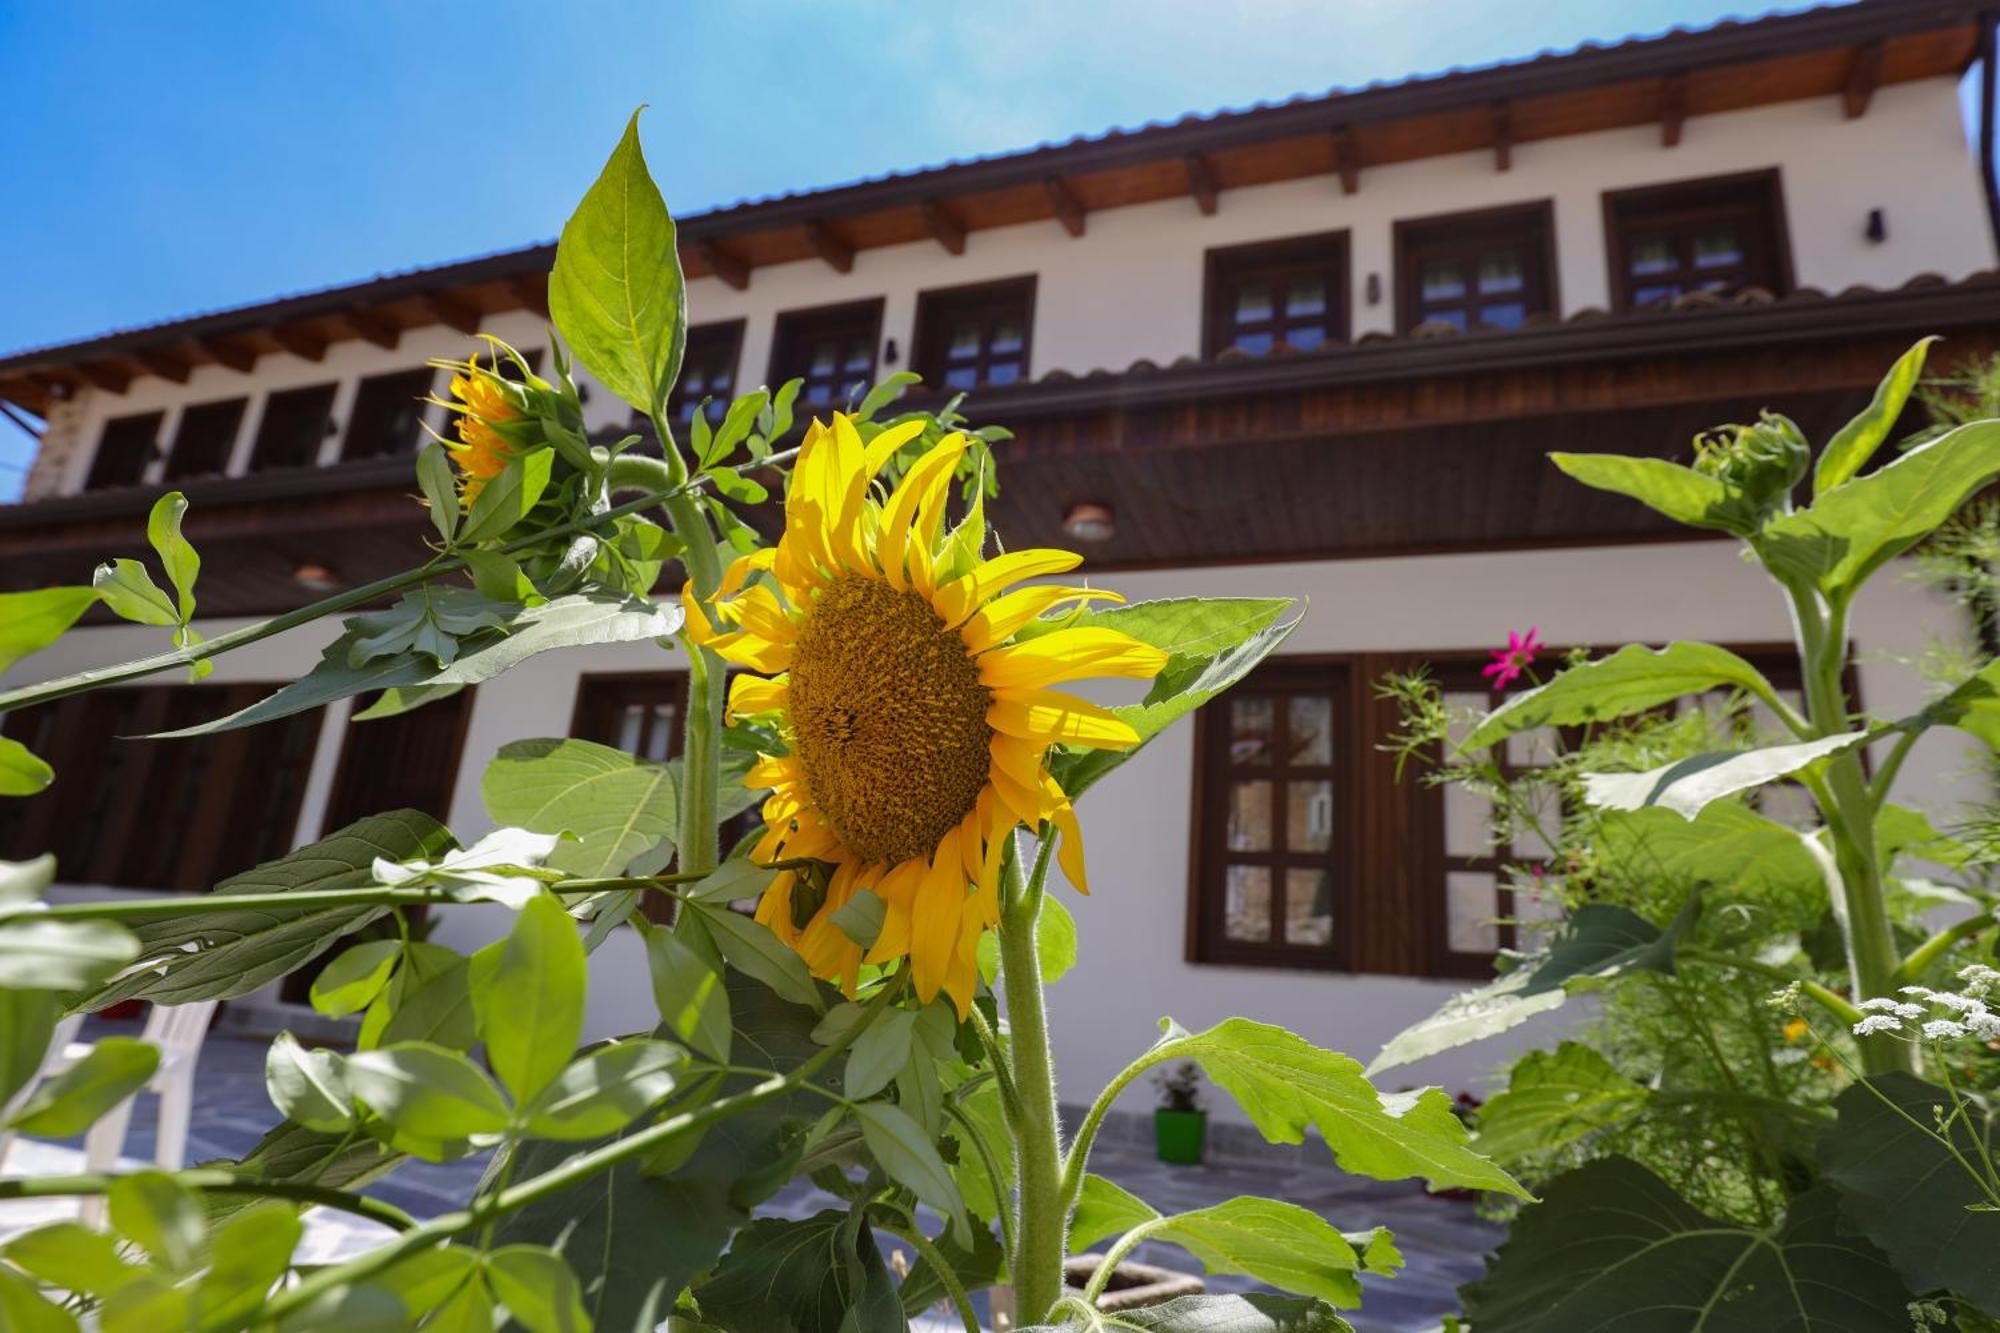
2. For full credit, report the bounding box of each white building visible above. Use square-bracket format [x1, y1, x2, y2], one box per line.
[3, 3, 1999, 1128]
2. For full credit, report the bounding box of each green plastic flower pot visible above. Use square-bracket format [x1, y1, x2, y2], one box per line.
[1154, 1108, 1206, 1165]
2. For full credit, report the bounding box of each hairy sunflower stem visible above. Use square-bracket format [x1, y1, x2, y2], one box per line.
[1058, 1044, 1176, 1227]
[0, 1170, 416, 1232]
[997, 834, 1066, 1324]
[1081, 1218, 1170, 1305]
[875, 1207, 982, 1333]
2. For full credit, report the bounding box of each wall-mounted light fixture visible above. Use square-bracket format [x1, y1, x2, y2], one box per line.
[292, 562, 341, 592]
[1865, 208, 1887, 244]
[1061, 500, 1116, 543]
[883, 337, 900, 366]
[1365, 272, 1382, 306]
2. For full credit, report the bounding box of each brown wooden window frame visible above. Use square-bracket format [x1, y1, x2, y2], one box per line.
[570, 671, 690, 765]
[248, 382, 338, 472]
[1602, 168, 1793, 311]
[340, 367, 439, 461]
[317, 688, 478, 837]
[84, 411, 164, 491]
[768, 298, 885, 412]
[667, 320, 747, 432]
[1201, 231, 1349, 361]
[911, 276, 1036, 392]
[162, 397, 248, 481]
[1394, 200, 1558, 334]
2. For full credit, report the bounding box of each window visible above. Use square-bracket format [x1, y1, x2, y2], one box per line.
[667, 321, 746, 430]
[341, 368, 437, 460]
[0, 686, 324, 891]
[84, 412, 164, 490]
[1395, 202, 1556, 333]
[1202, 232, 1347, 359]
[1604, 170, 1791, 310]
[912, 278, 1034, 391]
[248, 383, 338, 471]
[571, 673, 688, 764]
[162, 398, 247, 481]
[769, 300, 883, 410]
[318, 690, 475, 833]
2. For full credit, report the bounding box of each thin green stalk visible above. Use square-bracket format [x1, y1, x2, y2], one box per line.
[1895, 914, 1995, 987]
[25, 873, 709, 922]
[1679, 947, 1864, 1026]
[1868, 725, 1924, 810]
[1058, 1044, 1174, 1227]
[1081, 1218, 1170, 1304]
[245, 978, 898, 1332]
[997, 836, 1066, 1325]
[944, 1100, 1015, 1259]
[876, 1208, 981, 1333]
[0, 1169, 416, 1232]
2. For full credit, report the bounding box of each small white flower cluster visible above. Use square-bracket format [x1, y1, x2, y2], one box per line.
[1852, 967, 2000, 1042]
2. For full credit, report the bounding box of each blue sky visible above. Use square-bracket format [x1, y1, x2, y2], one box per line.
[0, 1, 1906, 494]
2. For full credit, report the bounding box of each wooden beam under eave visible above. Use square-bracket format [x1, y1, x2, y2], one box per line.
[1044, 177, 1086, 237]
[805, 219, 855, 274]
[271, 325, 329, 363]
[1843, 41, 1884, 119]
[1660, 72, 1687, 147]
[1331, 127, 1359, 195]
[1491, 102, 1512, 172]
[131, 348, 192, 384]
[74, 361, 132, 393]
[921, 200, 966, 255]
[343, 309, 401, 351]
[509, 275, 550, 319]
[693, 241, 750, 291]
[1184, 153, 1219, 215]
[424, 292, 482, 336]
[200, 335, 258, 374]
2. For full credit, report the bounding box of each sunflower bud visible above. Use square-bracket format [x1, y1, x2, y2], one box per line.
[1691, 411, 1810, 527]
[431, 337, 587, 504]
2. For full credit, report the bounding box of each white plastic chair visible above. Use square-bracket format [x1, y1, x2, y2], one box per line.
[0, 1011, 86, 1168]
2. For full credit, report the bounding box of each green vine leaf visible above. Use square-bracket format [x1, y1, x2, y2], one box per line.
[144, 491, 200, 623]
[0, 917, 141, 991]
[521, 1039, 683, 1141]
[1547, 453, 1740, 533]
[0, 587, 97, 676]
[483, 1245, 592, 1333]
[1814, 336, 1935, 495]
[0, 736, 53, 797]
[7, 1037, 158, 1137]
[263, 1033, 354, 1134]
[690, 1209, 902, 1333]
[474, 893, 587, 1105]
[1580, 732, 1868, 819]
[92, 557, 178, 627]
[344, 1041, 511, 1150]
[1460, 641, 1785, 753]
[484, 739, 680, 883]
[1472, 1042, 1648, 1162]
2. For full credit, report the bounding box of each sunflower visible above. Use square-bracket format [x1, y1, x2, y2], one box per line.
[441, 352, 524, 502]
[686, 414, 1167, 1012]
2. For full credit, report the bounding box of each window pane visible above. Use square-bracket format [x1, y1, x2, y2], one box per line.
[805, 382, 834, 405]
[1284, 279, 1326, 317]
[1421, 261, 1466, 301]
[1230, 697, 1274, 764]
[1447, 871, 1501, 953]
[1284, 869, 1334, 945]
[1286, 780, 1334, 853]
[808, 342, 839, 375]
[1425, 309, 1468, 332]
[948, 323, 983, 358]
[1632, 283, 1679, 306]
[1444, 783, 1490, 858]
[1478, 252, 1524, 294]
[945, 367, 979, 390]
[1286, 696, 1332, 765]
[986, 361, 1021, 385]
[1233, 282, 1274, 322]
[1478, 302, 1527, 329]
[844, 341, 873, 372]
[1692, 226, 1744, 269]
[1629, 234, 1676, 275]
[1232, 330, 1273, 356]
[1506, 727, 1558, 768]
[1228, 781, 1273, 852]
[1511, 783, 1560, 859]
[1285, 325, 1326, 351]
[1224, 866, 1271, 942]
[990, 321, 1024, 354]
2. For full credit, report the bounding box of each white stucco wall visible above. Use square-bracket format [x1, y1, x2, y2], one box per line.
[6, 540, 1982, 1116]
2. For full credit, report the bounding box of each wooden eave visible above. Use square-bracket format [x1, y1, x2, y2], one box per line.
[0, 4, 1980, 415]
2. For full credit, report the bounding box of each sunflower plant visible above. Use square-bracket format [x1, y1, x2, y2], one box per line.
[0, 113, 1520, 1333]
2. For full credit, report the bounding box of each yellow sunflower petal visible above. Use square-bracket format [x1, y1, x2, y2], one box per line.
[1046, 782, 1092, 896]
[979, 628, 1170, 690]
[728, 673, 790, 719]
[877, 434, 967, 591]
[960, 586, 1123, 654]
[989, 688, 1140, 750]
[933, 549, 1086, 627]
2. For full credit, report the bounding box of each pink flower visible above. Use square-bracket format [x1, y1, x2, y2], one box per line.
[1482, 626, 1542, 691]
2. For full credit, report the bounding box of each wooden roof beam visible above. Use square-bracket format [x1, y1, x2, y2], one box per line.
[131, 348, 192, 384]
[1044, 177, 1086, 237]
[199, 335, 259, 374]
[1843, 40, 1884, 119]
[271, 325, 329, 363]
[1332, 127, 1360, 194]
[74, 361, 132, 394]
[805, 219, 855, 274]
[1184, 153, 1219, 215]
[423, 292, 482, 336]
[343, 309, 401, 351]
[1491, 102, 1513, 172]
[1660, 72, 1687, 147]
[921, 199, 966, 255]
[693, 241, 750, 291]
[509, 275, 550, 319]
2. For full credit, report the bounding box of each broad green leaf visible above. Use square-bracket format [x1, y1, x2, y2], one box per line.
[271, 1284, 407, 1332]
[264, 1032, 355, 1133]
[1549, 453, 1740, 532]
[1580, 732, 1867, 819]
[93, 558, 178, 626]
[1762, 419, 2000, 598]
[0, 735, 54, 795]
[1595, 802, 1823, 924]
[1924, 657, 2000, 751]
[1460, 1159, 1909, 1331]
[829, 889, 885, 947]
[1140, 1197, 1402, 1308]
[549, 110, 686, 419]
[308, 939, 402, 1018]
[1039, 892, 1079, 984]
[1819, 1072, 2000, 1308]
[373, 825, 562, 911]
[82, 811, 454, 1010]
[5, 1221, 143, 1299]
[691, 1209, 902, 1333]
[0, 587, 96, 675]
[145, 491, 199, 621]
[0, 1268, 78, 1333]
[8, 1036, 157, 1136]
[344, 1042, 511, 1145]
[108, 1170, 206, 1272]
[149, 594, 681, 737]
[460, 447, 555, 544]
[696, 903, 822, 1010]
[1070, 1172, 1158, 1251]
[1474, 1042, 1648, 1162]
[0, 917, 140, 990]
[421, 1279, 493, 1333]
[476, 894, 586, 1104]
[0, 989, 57, 1108]
[682, 855, 775, 905]
[371, 1247, 481, 1324]
[643, 923, 731, 1063]
[522, 1038, 683, 1140]
[415, 441, 460, 544]
[461, 549, 537, 604]
[350, 682, 467, 722]
[1155, 1018, 1525, 1197]
[951, 1076, 1013, 1226]
[195, 1201, 301, 1328]
[204, 1120, 404, 1227]
[483, 738, 678, 880]
[373, 941, 477, 1051]
[484, 1245, 590, 1333]
[1021, 1293, 1352, 1332]
[1460, 642, 1785, 752]
[843, 1006, 915, 1100]
[1367, 968, 1569, 1075]
[1047, 597, 1302, 799]
[1815, 336, 1935, 494]
[855, 1100, 971, 1239]
[897, 1212, 1006, 1318]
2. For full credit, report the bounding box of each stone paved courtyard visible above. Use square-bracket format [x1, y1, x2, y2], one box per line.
[0, 1019, 1499, 1330]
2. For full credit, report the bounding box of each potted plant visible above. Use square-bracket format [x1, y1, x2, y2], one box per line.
[1153, 1060, 1207, 1164]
